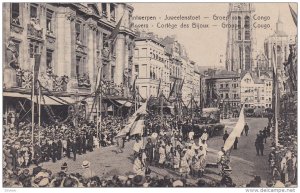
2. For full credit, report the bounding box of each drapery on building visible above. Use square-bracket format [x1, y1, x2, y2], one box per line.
[3, 3, 136, 124]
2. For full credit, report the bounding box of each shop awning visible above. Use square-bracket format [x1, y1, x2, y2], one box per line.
[4, 92, 74, 105]
[3, 92, 31, 98]
[115, 100, 132, 107]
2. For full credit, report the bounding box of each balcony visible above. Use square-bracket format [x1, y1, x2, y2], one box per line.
[15, 68, 69, 92]
[102, 80, 131, 98]
[10, 21, 24, 34]
[219, 87, 230, 91]
[27, 22, 43, 40]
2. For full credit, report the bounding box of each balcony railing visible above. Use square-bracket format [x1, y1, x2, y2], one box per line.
[16, 68, 69, 92]
[27, 23, 43, 39]
[102, 80, 132, 98]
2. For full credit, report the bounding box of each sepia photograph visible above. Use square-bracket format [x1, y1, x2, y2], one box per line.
[1, 1, 298, 190]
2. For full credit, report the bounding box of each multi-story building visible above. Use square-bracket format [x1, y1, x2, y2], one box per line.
[240, 72, 273, 109]
[193, 68, 201, 104]
[3, 3, 135, 123]
[161, 36, 183, 100]
[225, 3, 255, 72]
[133, 32, 166, 99]
[205, 70, 241, 116]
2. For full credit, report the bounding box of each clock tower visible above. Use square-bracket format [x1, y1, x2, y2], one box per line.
[225, 3, 255, 72]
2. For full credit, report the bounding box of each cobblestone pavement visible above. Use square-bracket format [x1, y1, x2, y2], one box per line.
[39, 118, 270, 186]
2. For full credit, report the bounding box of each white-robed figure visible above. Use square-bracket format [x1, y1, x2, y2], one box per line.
[93, 135, 99, 149]
[188, 130, 195, 141]
[200, 129, 209, 141]
[198, 145, 207, 176]
[179, 151, 190, 178]
[158, 144, 166, 167]
[133, 153, 146, 176]
[133, 137, 143, 156]
[173, 148, 180, 170]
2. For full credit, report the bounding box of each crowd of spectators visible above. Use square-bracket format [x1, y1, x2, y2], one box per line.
[268, 117, 297, 187]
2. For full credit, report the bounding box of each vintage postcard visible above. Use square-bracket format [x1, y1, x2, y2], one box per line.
[1, 1, 298, 190]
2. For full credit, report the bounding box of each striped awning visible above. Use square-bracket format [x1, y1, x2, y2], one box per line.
[3, 92, 74, 105]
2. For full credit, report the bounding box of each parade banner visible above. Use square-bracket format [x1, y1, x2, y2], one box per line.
[130, 119, 145, 136]
[223, 105, 245, 152]
[115, 101, 148, 137]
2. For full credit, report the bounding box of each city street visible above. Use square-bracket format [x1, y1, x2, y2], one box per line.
[39, 117, 270, 186]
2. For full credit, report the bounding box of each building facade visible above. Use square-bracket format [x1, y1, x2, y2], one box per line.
[3, 3, 135, 123]
[225, 3, 255, 72]
[133, 32, 167, 99]
[205, 70, 241, 117]
[240, 72, 273, 109]
[161, 36, 183, 100]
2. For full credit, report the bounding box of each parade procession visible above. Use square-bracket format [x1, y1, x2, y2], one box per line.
[1, 2, 298, 190]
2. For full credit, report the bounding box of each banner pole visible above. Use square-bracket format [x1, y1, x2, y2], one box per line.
[31, 57, 35, 152]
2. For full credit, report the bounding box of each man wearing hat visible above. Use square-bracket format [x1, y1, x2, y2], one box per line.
[71, 138, 77, 161]
[223, 130, 229, 144]
[200, 129, 208, 141]
[243, 123, 249, 136]
[57, 138, 63, 160]
[145, 138, 154, 165]
[82, 160, 95, 179]
[58, 162, 68, 177]
[132, 175, 146, 187]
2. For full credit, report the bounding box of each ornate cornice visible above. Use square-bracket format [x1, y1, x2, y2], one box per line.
[88, 23, 97, 31]
[65, 12, 76, 21]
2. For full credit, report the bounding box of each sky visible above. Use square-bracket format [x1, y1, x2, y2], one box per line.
[130, 3, 297, 68]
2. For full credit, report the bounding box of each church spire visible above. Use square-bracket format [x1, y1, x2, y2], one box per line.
[277, 10, 283, 23]
[276, 10, 284, 33]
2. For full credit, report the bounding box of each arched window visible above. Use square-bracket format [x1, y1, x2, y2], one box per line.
[277, 45, 282, 68]
[245, 46, 251, 70]
[244, 16, 250, 29]
[238, 16, 241, 29]
[245, 30, 250, 40]
[239, 46, 242, 69]
[238, 30, 242, 40]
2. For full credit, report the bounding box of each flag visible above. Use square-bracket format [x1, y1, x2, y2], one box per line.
[223, 104, 245, 151]
[131, 75, 137, 92]
[168, 79, 177, 100]
[180, 78, 185, 91]
[272, 45, 279, 146]
[33, 54, 41, 85]
[115, 100, 148, 137]
[31, 54, 41, 99]
[289, 4, 297, 27]
[104, 16, 123, 43]
[103, 16, 123, 58]
[157, 79, 161, 97]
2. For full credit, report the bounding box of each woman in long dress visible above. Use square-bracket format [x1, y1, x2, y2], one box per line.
[158, 144, 166, 168]
[173, 148, 180, 170]
[179, 151, 190, 178]
[133, 153, 145, 176]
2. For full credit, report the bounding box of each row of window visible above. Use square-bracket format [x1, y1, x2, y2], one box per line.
[244, 104, 272, 108]
[11, 3, 54, 34]
[220, 93, 239, 99]
[220, 83, 239, 89]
